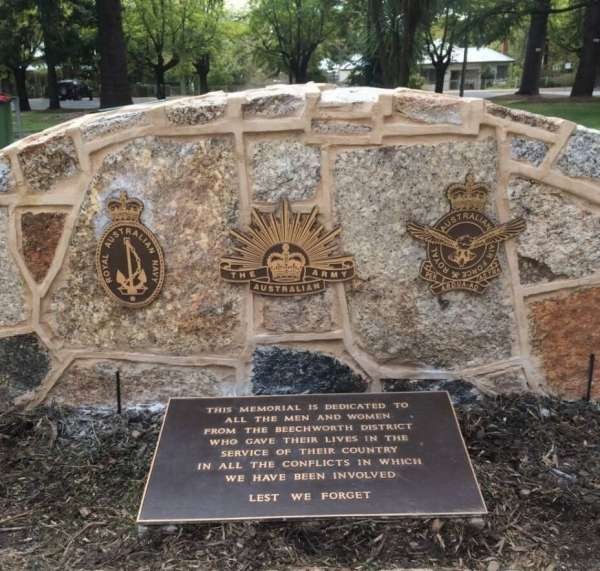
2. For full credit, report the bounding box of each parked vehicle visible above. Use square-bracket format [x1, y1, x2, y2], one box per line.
[58, 80, 93, 101]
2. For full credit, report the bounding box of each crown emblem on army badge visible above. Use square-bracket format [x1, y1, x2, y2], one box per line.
[220, 200, 355, 296]
[96, 191, 165, 308]
[407, 174, 525, 295]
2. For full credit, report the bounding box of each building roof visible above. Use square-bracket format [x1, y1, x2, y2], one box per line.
[321, 45, 514, 76]
[420, 44, 515, 66]
[319, 55, 362, 73]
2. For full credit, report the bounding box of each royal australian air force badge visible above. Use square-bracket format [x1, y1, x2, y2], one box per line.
[96, 191, 165, 308]
[407, 174, 525, 295]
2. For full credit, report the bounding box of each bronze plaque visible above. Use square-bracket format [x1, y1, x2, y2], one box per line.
[96, 191, 165, 308]
[137, 392, 486, 524]
[407, 174, 525, 295]
[220, 200, 355, 296]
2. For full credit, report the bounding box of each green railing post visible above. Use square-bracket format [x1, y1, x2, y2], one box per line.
[0, 96, 14, 149]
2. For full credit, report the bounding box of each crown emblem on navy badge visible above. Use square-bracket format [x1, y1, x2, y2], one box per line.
[96, 191, 165, 308]
[407, 174, 525, 295]
[220, 200, 356, 297]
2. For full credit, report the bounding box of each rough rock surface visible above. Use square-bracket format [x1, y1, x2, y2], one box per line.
[48, 360, 235, 407]
[81, 111, 147, 141]
[393, 90, 463, 125]
[0, 207, 28, 326]
[47, 136, 243, 355]
[242, 88, 305, 118]
[509, 177, 600, 284]
[0, 153, 14, 193]
[21, 211, 67, 282]
[249, 139, 320, 201]
[556, 126, 600, 180]
[486, 102, 562, 132]
[528, 287, 600, 400]
[319, 87, 383, 107]
[510, 136, 549, 167]
[311, 119, 372, 134]
[383, 370, 528, 401]
[251, 346, 367, 394]
[383, 378, 482, 404]
[334, 138, 517, 369]
[0, 333, 50, 408]
[259, 289, 337, 333]
[468, 367, 529, 395]
[18, 133, 80, 192]
[165, 94, 227, 125]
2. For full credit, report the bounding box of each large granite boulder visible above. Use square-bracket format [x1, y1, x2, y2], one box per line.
[0, 85, 596, 406]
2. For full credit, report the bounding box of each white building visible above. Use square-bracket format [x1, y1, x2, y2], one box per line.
[419, 45, 515, 91]
[319, 55, 363, 85]
[320, 46, 514, 91]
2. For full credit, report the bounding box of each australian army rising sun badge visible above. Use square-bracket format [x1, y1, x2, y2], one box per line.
[96, 191, 165, 308]
[220, 200, 355, 297]
[407, 174, 525, 295]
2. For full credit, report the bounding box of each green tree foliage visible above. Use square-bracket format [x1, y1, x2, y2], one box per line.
[186, 0, 224, 93]
[0, 0, 41, 111]
[249, 0, 336, 83]
[125, 0, 225, 97]
[200, 15, 255, 91]
[125, 0, 194, 98]
[366, 0, 435, 87]
[424, 0, 466, 92]
[33, 0, 96, 108]
[36, 0, 63, 108]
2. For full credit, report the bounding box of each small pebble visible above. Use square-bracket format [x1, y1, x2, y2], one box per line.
[468, 517, 485, 530]
[519, 489, 531, 497]
[431, 517, 443, 532]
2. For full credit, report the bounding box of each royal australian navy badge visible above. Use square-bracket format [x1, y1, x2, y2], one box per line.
[96, 191, 165, 308]
[407, 174, 525, 295]
[220, 200, 355, 297]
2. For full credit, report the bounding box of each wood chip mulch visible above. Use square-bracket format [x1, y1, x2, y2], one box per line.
[0, 394, 599, 571]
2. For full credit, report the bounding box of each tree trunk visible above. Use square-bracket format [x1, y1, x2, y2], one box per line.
[295, 55, 310, 84]
[96, 0, 132, 108]
[295, 69, 309, 83]
[571, 0, 600, 97]
[434, 63, 448, 93]
[459, 31, 468, 97]
[517, 0, 551, 96]
[367, 0, 389, 86]
[398, 0, 423, 87]
[46, 62, 60, 109]
[13, 67, 31, 112]
[194, 53, 210, 94]
[36, 0, 61, 110]
[155, 65, 166, 100]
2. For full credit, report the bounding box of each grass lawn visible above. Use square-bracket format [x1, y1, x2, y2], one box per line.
[13, 109, 90, 138]
[493, 97, 600, 130]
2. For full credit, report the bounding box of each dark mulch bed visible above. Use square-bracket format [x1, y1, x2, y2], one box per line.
[1, 395, 599, 571]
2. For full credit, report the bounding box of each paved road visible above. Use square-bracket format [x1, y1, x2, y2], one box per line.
[28, 87, 600, 111]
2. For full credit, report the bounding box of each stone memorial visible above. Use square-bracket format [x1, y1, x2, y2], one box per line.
[0, 84, 599, 412]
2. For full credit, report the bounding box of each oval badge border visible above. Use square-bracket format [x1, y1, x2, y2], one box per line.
[95, 221, 166, 309]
